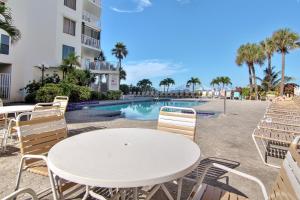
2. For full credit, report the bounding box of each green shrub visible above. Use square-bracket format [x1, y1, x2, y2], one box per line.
[25, 92, 37, 103]
[90, 91, 102, 100]
[69, 85, 91, 102]
[36, 83, 63, 102]
[106, 90, 122, 100]
[241, 87, 250, 98]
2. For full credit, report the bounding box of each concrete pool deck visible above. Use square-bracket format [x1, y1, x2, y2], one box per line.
[0, 99, 278, 199]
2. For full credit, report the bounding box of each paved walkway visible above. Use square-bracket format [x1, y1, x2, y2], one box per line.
[0, 99, 277, 199]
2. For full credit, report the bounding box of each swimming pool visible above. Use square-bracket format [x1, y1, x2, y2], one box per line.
[91, 100, 211, 120]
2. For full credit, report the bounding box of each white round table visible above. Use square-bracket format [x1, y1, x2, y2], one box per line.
[0, 105, 34, 114]
[48, 128, 201, 198]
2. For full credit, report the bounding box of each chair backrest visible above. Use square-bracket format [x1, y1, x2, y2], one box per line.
[15, 110, 67, 163]
[157, 106, 197, 140]
[53, 96, 69, 114]
[269, 136, 300, 199]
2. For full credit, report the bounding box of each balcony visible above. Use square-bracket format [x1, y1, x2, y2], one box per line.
[87, 61, 119, 72]
[81, 34, 100, 49]
[82, 10, 100, 28]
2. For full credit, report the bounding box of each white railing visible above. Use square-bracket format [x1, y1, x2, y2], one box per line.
[89, 0, 101, 7]
[81, 34, 100, 49]
[87, 61, 118, 71]
[82, 10, 100, 27]
[0, 73, 11, 100]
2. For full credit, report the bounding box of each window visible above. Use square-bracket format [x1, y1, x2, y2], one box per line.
[64, 0, 76, 10]
[0, 34, 9, 55]
[62, 45, 75, 59]
[63, 17, 76, 36]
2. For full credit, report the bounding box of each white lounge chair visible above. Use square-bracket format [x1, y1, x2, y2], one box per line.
[187, 136, 300, 200]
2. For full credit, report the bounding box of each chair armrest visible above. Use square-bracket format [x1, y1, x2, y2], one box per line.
[22, 154, 48, 163]
[197, 163, 268, 200]
[2, 188, 38, 200]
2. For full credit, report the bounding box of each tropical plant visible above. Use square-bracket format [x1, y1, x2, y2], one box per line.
[210, 78, 220, 89]
[137, 79, 152, 92]
[60, 52, 81, 79]
[120, 84, 130, 95]
[186, 77, 201, 92]
[0, 4, 21, 42]
[257, 66, 293, 92]
[213, 76, 232, 89]
[112, 42, 128, 81]
[159, 79, 167, 92]
[272, 28, 300, 96]
[236, 43, 265, 99]
[66, 69, 95, 86]
[119, 67, 127, 81]
[164, 78, 175, 93]
[260, 38, 276, 91]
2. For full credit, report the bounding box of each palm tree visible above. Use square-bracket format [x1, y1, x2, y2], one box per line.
[112, 42, 128, 82]
[217, 76, 232, 88]
[60, 52, 80, 79]
[258, 66, 293, 92]
[137, 79, 152, 93]
[260, 38, 276, 91]
[236, 43, 265, 99]
[186, 77, 201, 92]
[159, 79, 167, 92]
[164, 78, 175, 93]
[210, 78, 219, 89]
[272, 28, 300, 96]
[0, 4, 21, 42]
[119, 67, 127, 81]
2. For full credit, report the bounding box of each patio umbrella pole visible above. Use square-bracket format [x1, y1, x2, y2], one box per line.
[224, 91, 226, 115]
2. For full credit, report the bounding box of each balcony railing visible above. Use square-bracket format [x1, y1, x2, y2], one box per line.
[89, 0, 101, 7]
[81, 34, 100, 49]
[82, 10, 100, 27]
[88, 61, 118, 71]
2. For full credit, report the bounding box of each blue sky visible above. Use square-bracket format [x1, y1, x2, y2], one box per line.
[101, 0, 300, 90]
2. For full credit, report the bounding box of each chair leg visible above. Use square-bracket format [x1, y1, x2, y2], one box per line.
[48, 170, 59, 200]
[15, 157, 26, 191]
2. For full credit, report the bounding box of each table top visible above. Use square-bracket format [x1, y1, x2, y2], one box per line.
[48, 128, 201, 188]
[0, 105, 34, 114]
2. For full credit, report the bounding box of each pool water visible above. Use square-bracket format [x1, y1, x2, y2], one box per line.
[91, 100, 208, 120]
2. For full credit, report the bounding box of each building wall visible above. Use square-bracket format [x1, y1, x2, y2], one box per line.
[2, 0, 119, 102]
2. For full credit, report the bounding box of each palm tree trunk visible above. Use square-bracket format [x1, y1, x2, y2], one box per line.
[248, 66, 253, 93]
[192, 84, 195, 92]
[163, 86, 165, 93]
[251, 65, 258, 100]
[267, 55, 272, 92]
[280, 52, 285, 96]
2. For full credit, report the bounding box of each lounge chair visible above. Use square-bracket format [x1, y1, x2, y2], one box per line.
[157, 106, 197, 141]
[187, 136, 300, 200]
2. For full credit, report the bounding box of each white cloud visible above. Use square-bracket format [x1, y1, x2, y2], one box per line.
[111, 0, 152, 13]
[111, 0, 190, 13]
[123, 59, 186, 84]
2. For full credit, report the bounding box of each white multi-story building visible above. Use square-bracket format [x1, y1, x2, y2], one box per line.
[0, 0, 119, 102]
